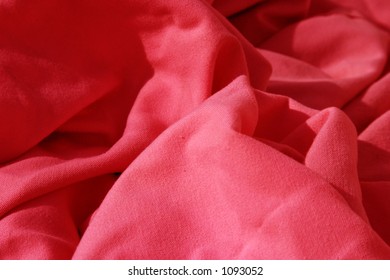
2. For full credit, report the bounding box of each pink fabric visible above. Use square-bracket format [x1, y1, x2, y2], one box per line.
[0, 0, 389, 259]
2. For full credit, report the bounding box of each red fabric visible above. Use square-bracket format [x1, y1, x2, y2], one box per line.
[0, 0, 389, 259]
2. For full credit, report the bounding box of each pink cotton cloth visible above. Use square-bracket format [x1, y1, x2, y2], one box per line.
[0, 0, 390, 259]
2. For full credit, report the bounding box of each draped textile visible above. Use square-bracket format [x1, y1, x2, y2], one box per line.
[0, 0, 390, 259]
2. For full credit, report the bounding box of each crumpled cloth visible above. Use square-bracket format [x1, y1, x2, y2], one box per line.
[0, 0, 389, 259]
